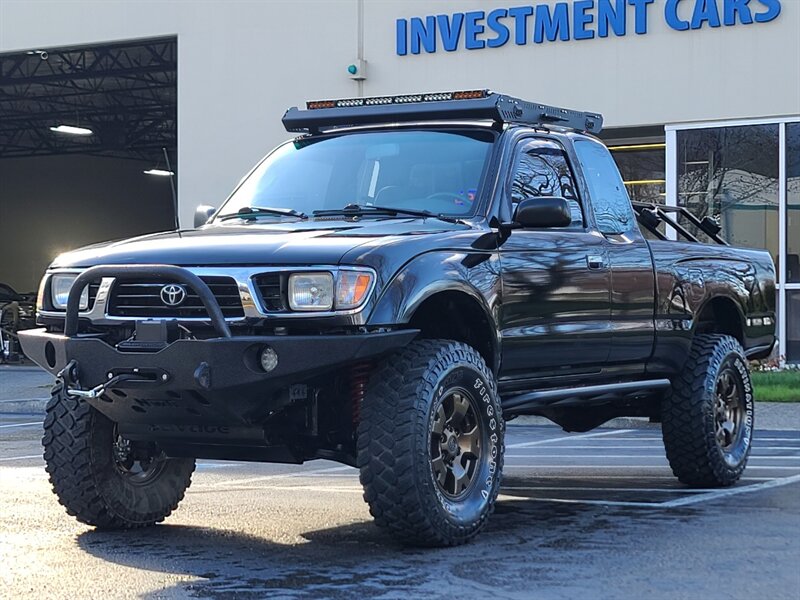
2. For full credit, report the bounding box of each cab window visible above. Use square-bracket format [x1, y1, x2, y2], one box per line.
[510, 141, 584, 229]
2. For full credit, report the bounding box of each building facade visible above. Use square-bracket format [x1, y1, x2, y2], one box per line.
[1, 0, 798, 360]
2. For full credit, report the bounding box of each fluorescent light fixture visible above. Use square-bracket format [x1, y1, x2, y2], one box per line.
[50, 124, 93, 136]
[623, 179, 666, 186]
[608, 143, 666, 151]
[143, 169, 175, 177]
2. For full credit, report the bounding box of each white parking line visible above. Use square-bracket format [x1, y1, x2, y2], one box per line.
[199, 465, 355, 488]
[657, 474, 800, 507]
[508, 445, 800, 451]
[507, 429, 634, 449]
[499, 474, 800, 508]
[0, 422, 40, 429]
[498, 494, 658, 508]
[502, 486, 713, 494]
[505, 474, 773, 481]
[0, 454, 41, 462]
[504, 464, 800, 470]
[506, 454, 800, 460]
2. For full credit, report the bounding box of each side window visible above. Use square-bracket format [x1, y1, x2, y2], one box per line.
[510, 145, 584, 229]
[573, 139, 637, 235]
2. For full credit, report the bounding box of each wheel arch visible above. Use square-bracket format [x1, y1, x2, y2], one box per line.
[693, 295, 746, 346]
[404, 289, 499, 373]
[367, 251, 502, 373]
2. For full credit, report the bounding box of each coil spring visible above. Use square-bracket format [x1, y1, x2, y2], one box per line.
[350, 361, 372, 426]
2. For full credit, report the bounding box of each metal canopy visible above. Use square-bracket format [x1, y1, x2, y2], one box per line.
[0, 37, 176, 163]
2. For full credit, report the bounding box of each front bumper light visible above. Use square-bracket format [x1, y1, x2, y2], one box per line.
[50, 274, 89, 310]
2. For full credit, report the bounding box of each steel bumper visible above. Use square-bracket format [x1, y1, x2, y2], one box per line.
[19, 327, 417, 425]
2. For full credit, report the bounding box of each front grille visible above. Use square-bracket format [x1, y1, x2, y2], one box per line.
[108, 276, 244, 319]
[86, 281, 101, 309]
[254, 273, 288, 312]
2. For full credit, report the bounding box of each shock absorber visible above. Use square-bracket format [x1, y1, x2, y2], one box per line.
[350, 361, 372, 426]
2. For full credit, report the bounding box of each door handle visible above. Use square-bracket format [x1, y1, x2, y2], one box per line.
[587, 255, 606, 269]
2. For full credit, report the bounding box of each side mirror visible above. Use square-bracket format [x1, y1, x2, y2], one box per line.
[514, 197, 572, 229]
[194, 205, 216, 228]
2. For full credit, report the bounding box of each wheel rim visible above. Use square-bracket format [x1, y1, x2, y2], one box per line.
[714, 367, 745, 452]
[112, 428, 166, 485]
[430, 388, 483, 499]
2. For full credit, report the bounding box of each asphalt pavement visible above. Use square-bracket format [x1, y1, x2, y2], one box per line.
[1, 408, 799, 599]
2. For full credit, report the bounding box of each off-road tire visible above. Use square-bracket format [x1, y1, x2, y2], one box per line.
[357, 340, 504, 547]
[662, 334, 754, 487]
[42, 381, 195, 528]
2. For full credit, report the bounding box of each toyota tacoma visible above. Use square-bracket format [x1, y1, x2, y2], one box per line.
[20, 90, 776, 546]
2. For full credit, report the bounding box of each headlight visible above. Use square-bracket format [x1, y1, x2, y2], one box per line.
[287, 270, 374, 312]
[288, 272, 334, 311]
[335, 270, 374, 310]
[50, 274, 89, 310]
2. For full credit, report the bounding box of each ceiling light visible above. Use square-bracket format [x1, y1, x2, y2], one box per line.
[143, 169, 174, 176]
[607, 143, 666, 151]
[623, 179, 666, 186]
[50, 124, 93, 136]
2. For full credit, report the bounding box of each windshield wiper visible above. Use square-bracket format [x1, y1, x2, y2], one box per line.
[313, 204, 464, 224]
[218, 206, 307, 221]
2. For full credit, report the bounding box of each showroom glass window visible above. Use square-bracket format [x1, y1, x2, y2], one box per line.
[609, 143, 666, 204]
[676, 125, 780, 276]
[787, 123, 800, 283]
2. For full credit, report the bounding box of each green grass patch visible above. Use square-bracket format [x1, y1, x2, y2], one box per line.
[751, 370, 800, 403]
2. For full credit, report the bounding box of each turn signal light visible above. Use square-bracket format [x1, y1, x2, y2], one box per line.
[336, 271, 373, 310]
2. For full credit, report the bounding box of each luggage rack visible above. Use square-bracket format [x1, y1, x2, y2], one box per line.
[282, 89, 603, 135]
[632, 202, 728, 246]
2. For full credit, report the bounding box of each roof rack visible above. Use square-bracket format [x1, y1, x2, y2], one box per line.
[282, 89, 603, 135]
[631, 201, 728, 245]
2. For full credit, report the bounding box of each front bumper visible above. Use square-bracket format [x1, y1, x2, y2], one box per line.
[20, 327, 416, 426]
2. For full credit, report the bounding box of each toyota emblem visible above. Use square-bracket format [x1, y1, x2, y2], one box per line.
[160, 284, 187, 306]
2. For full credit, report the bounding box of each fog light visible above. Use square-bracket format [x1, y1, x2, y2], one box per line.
[259, 346, 279, 372]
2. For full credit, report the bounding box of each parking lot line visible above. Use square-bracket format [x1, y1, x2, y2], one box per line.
[657, 474, 800, 508]
[0, 422, 40, 429]
[0, 454, 41, 462]
[200, 465, 355, 488]
[507, 429, 634, 448]
[506, 454, 800, 460]
[502, 486, 713, 494]
[497, 494, 659, 508]
[504, 464, 800, 470]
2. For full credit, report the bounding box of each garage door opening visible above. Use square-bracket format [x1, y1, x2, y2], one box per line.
[0, 36, 177, 295]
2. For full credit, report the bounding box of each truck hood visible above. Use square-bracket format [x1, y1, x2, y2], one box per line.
[50, 218, 468, 269]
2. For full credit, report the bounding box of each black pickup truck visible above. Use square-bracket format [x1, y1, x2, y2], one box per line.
[20, 90, 776, 547]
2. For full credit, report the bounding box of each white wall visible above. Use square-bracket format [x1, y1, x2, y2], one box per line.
[2, 0, 799, 227]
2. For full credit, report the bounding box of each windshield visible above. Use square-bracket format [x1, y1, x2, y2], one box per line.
[216, 129, 494, 220]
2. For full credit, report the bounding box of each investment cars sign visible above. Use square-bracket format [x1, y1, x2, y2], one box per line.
[396, 0, 782, 54]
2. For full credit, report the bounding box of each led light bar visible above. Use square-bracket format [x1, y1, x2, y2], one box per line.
[305, 89, 489, 110]
[283, 90, 602, 135]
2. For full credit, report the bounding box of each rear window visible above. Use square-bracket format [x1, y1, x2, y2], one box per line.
[573, 139, 637, 235]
